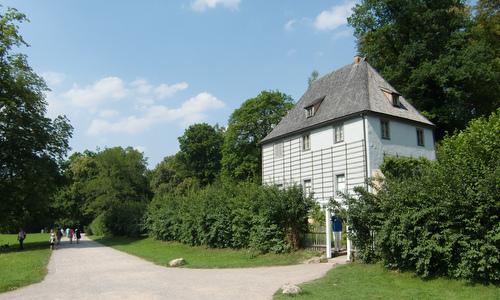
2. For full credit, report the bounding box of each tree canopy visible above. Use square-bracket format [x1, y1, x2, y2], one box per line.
[0, 7, 73, 232]
[178, 123, 224, 185]
[221, 90, 294, 182]
[348, 0, 499, 138]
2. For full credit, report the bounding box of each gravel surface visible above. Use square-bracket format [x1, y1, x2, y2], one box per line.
[0, 235, 342, 300]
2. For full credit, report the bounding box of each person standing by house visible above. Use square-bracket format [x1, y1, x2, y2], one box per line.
[17, 228, 26, 250]
[331, 214, 343, 252]
[75, 228, 81, 244]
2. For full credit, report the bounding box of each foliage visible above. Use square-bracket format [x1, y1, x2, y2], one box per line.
[273, 263, 500, 300]
[178, 123, 224, 185]
[221, 90, 294, 182]
[52, 147, 151, 236]
[0, 7, 73, 232]
[348, 0, 500, 138]
[342, 110, 500, 283]
[308, 70, 319, 87]
[145, 182, 314, 253]
[149, 153, 196, 196]
[89, 201, 146, 237]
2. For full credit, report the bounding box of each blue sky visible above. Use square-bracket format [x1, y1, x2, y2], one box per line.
[4, 0, 357, 167]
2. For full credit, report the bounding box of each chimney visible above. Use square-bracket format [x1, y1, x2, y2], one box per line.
[354, 55, 362, 64]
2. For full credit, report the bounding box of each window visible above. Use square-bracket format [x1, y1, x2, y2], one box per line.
[334, 123, 344, 143]
[336, 174, 346, 196]
[274, 142, 284, 158]
[303, 179, 312, 197]
[380, 119, 390, 139]
[306, 106, 315, 118]
[302, 134, 310, 151]
[392, 94, 400, 107]
[416, 128, 424, 146]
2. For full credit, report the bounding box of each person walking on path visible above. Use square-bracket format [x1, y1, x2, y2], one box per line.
[65, 227, 69, 238]
[17, 229, 26, 250]
[49, 230, 56, 250]
[56, 228, 63, 246]
[75, 228, 81, 244]
[69, 228, 74, 244]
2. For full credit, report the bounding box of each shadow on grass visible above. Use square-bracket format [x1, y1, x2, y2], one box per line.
[89, 235, 147, 248]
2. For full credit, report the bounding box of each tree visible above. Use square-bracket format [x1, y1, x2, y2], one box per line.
[348, 0, 499, 138]
[178, 123, 224, 185]
[308, 70, 319, 87]
[221, 90, 294, 182]
[52, 147, 151, 231]
[0, 7, 73, 232]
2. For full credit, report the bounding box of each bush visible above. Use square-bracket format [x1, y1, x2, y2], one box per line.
[89, 201, 146, 237]
[344, 110, 500, 283]
[145, 182, 313, 253]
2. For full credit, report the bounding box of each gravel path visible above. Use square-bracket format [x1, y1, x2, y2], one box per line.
[0, 235, 343, 300]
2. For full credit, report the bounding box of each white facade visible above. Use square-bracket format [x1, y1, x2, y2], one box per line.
[262, 113, 435, 205]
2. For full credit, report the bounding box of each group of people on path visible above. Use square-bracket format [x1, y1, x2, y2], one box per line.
[48, 227, 81, 250]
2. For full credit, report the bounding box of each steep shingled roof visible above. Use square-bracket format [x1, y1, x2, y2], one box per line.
[261, 59, 433, 144]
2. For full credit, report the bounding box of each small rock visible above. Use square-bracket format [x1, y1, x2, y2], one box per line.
[319, 255, 328, 263]
[282, 283, 301, 295]
[168, 258, 186, 267]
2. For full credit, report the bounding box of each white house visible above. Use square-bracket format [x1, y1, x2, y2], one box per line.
[260, 56, 436, 258]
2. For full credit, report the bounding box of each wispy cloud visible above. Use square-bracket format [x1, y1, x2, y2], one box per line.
[64, 77, 128, 109]
[42, 71, 66, 87]
[86, 92, 225, 136]
[190, 0, 240, 12]
[314, 1, 355, 31]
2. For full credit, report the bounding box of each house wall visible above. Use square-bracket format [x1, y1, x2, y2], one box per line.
[366, 114, 436, 175]
[262, 117, 367, 205]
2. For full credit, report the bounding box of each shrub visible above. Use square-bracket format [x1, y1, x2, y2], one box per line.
[89, 201, 146, 237]
[343, 110, 500, 283]
[145, 181, 313, 253]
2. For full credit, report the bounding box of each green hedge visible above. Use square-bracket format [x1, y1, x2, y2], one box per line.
[145, 182, 313, 253]
[89, 201, 146, 237]
[343, 110, 499, 283]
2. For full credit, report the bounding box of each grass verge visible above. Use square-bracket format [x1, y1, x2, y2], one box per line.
[0, 233, 51, 293]
[274, 263, 499, 300]
[91, 235, 318, 268]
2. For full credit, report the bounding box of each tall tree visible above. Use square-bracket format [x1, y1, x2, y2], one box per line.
[52, 147, 150, 226]
[0, 7, 73, 231]
[308, 70, 319, 87]
[348, 0, 499, 138]
[221, 90, 294, 182]
[178, 123, 224, 185]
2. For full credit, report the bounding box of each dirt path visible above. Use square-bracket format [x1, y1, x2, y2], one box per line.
[0, 235, 344, 300]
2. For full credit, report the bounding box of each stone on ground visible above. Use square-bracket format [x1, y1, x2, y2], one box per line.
[282, 283, 301, 295]
[168, 258, 186, 267]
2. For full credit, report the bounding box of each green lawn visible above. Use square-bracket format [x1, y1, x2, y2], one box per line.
[274, 263, 499, 300]
[0, 233, 51, 293]
[91, 235, 318, 268]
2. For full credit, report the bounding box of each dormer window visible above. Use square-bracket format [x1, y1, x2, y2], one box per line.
[391, 94, 400, 107]
[305, 106, 315, 118]
[304, 96, 325, 118]
[380, 87, 402, 108]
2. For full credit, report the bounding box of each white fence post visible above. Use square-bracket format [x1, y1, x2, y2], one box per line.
[325, 207, 332, 259]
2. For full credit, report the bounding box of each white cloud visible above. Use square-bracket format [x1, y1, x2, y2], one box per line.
[98, 109, 120, 118]
[64, 77, 128, 108]
[314, 1, 355, 31]
[42, 71, 66, 87]
[134, 145, 146, 153]
[284, 19, 297, 31]
[190, 0, 240, 12]
[154, 82, 188, 99]
[86, 92, 225, 135]
[131, 79, 153, 95]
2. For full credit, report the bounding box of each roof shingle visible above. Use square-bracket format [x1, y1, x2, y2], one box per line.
[261, 59, 433, 143]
